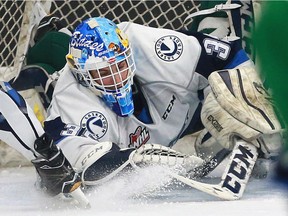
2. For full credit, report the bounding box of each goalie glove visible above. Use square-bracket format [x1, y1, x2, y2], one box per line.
[130, 144, 204, 174]
[31, 133, 82, 196]
[201, 66, 283, 159]
[75, 142, 204, 186]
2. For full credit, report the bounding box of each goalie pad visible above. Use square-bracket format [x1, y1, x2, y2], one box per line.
[0, 81, 45, 160]
[201, 66, 283, 158]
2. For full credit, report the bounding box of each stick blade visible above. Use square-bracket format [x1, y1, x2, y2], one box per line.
[171, 139, 258, 200]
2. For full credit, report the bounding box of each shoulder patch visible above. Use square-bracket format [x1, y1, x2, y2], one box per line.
[81, 111, 108, 139]
[155, 35, 183, 61]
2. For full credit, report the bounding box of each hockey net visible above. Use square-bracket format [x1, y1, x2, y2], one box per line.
[0, 0, 201, 167]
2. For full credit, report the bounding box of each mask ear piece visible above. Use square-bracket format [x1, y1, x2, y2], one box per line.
[66, 54, 76, 69]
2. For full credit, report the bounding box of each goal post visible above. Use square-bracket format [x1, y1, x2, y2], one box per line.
[0, 0, 48, 81]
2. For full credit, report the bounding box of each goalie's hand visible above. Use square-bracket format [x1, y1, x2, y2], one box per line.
[32, 148, 81, 196]
[31, 133, 89, 207]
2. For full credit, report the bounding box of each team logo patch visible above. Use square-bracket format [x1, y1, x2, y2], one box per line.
[155, 35, 183, 61]
[80, 111, 108, 139]
[129, 126, 150, 148]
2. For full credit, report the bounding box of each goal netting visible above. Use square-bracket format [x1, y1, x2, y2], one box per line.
[0, 0, 201, 167]
[0, 0, 200, 81]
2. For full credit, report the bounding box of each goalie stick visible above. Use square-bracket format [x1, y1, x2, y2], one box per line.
[169, 139, 258, 200]
[129, 139, 257, 200]
[192, 148, 231, 178]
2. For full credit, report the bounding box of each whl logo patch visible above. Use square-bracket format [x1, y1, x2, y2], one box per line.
[129, 126, 150, 148]
[155, 35, 183, 61]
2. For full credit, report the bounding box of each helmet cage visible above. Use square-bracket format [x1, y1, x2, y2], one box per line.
[71, 46, 135, 95]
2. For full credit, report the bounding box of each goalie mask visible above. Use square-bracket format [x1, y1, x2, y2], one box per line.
[66, 17, 136, 117]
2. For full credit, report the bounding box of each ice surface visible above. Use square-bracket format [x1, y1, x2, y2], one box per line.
[0, 163, 287, 216]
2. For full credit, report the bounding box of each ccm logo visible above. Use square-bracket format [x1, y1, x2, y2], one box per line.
[222, 144, 255, 194]
[81, 146, 103, 166]
[162, 95, 176, 120]
[207, 115, 223, 132]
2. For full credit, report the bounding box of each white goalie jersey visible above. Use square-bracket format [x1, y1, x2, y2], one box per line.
[45, 22, 252, 166]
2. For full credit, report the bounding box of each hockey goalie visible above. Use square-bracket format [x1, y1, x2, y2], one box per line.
[0, 0, 284, 206]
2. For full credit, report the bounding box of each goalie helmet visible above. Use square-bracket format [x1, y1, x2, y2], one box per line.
[66, 17, 136, 117]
